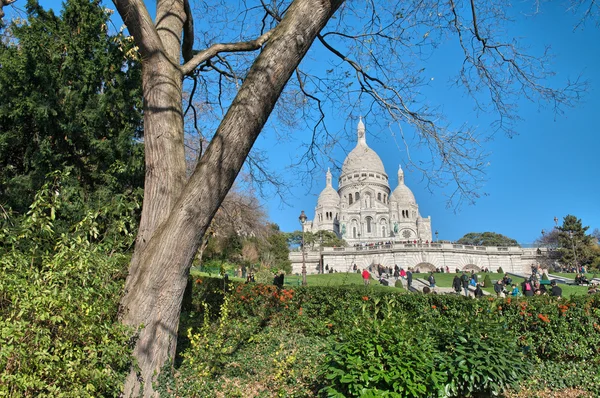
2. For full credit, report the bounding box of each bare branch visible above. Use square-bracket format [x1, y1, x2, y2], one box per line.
[0, 0, 17, 19]
[180, 30, 273, 75]
[182, 0, 194, 62]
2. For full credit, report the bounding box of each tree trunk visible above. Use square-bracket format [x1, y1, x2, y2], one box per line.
[118, 0, 344, 396]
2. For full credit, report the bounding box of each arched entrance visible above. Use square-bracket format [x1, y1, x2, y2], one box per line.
[413, 262, 436, 273]
[462, 264, 482, 272]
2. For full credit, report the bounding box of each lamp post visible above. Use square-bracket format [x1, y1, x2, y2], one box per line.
[298, 210, 307, 285]
[319, 232, 324, 274]
[435, 230, 439, 243]
[554, 216, 558, 227]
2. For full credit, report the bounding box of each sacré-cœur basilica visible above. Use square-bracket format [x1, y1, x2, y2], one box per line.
[289, 119, 541, 275]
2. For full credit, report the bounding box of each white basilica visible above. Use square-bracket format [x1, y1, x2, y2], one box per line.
[291, 118, 541, 276]
[303, 118, 432, 244]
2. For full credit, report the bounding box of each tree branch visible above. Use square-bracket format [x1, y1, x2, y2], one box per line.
[0, 0, 17, 19]
[181, 0, 194, 62]
[180, 30, 274, 75]
[111, 0, 164, 60]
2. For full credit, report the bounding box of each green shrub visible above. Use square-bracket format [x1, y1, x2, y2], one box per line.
[498, 267, 504, 274]
[541, 273, 549, 281]
[395, 279, 404, 288]
[0, 176, 136, 396]
[174, 277, 600, 397]
[321, 318, 445, 397]
[436, 317, 530, 397]
[483, 273, 493, 288]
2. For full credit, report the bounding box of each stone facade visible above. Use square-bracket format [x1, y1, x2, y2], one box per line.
[304, 118, 432, 244]
[293, 118, 541, 276]
[291, 243, 542, 275]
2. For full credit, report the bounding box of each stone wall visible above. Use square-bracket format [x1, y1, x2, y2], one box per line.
[290, 243, 545, 275]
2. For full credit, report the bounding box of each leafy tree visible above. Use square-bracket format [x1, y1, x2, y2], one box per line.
[0, 0, 590, 393]
[0, 0, 143, 213]
[265, 223, 292, 272]
[457, 232, 519, 247]
[556, 215, 599, 270]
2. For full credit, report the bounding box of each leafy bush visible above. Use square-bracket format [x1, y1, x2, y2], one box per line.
[0, 175, 136, 396]
[171, 278, 600, 397]
[322, 318, 445, 397]
[436, 317, 530, 397]
[484, 273, 493, 288]
[395, 279, 404, 288]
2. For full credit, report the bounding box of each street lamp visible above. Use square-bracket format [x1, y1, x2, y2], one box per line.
[319, 232, 324, 274]
[554, 216, 558, 227]
[435, 230, 439, 242]
[298, 210, 307, 285]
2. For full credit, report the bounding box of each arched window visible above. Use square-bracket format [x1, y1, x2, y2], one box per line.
[382, 226, 386, 237]
[353, 226, 357, 238]
[355, 192, 360, 201]
[377, 192, 382, 201]
[366, 217, 372, 233]
[349, 195, 353, 205]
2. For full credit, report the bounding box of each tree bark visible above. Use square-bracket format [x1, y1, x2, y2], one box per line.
[117, 0, 344, 396]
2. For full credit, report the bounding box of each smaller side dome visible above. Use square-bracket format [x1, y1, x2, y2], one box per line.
[391, 165, 416, 204]
[317, 168, 340, 206]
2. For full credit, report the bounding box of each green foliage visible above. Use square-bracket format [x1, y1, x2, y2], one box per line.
[0, 173, 136, 396]
[266, 223, 292, 272]
[168, 276, 600, 397]
[458, 232, 519, 247]
[0, 0, 143, 212]
[436, 318, 530, 397]
[498, 267, 504, 274]
[395, 279, 404, 288]
[483, 273, 493, 288]
[287, 230, 346, 249]
[322, 319, 444, 397]
[556, 215, 600, 270]
[541, 273, 549, 281]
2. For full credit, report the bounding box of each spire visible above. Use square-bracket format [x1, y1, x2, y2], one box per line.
[398, 164, 404, 185]
[357, 116, 366, 145]
[326, 167, 332, 187]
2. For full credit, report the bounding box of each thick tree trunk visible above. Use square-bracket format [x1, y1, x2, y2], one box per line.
[119, 0, 344, 396]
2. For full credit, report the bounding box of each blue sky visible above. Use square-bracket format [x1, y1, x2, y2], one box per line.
[253, 2, 600, 244]
[7, 0, 598, 245]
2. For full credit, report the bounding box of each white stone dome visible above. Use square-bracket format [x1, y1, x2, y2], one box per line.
[318, 185, 340, 206]
[391, 165, 416, 204]
[341, 118, 386, 176]
[317, 168, 340, 206]
[391, 184, 416, 204]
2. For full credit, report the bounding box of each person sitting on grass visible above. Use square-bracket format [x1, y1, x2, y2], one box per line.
[474, 283, 484, 298]
[550, 280, 562, 298]
[494, 279, 505, 298]
[511, 284, 521, 297]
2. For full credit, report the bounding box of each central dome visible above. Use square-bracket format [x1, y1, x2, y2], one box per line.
[341, 118, 386, 176]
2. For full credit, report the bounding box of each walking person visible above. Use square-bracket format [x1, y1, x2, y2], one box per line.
[452, 274, 461, 294]
[428, 272, 436, 288]
[362, 269, 371, 286]
[461, 272, 470, 297]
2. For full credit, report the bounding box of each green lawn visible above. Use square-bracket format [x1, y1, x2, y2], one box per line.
[551, 272, 598, 280]
[285, 272, 404, 291]
[190, 268, 589, 296]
